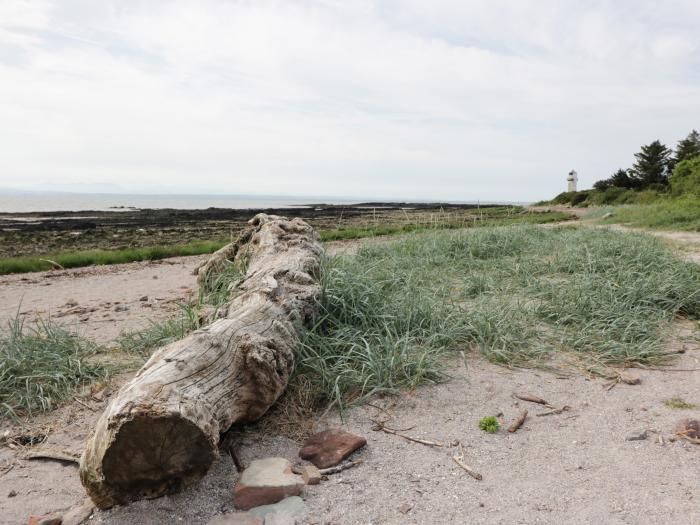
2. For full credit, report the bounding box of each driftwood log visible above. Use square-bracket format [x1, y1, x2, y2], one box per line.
[79, 214, 322, 508]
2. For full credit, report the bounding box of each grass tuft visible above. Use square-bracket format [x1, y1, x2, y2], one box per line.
[295, 225, 700, 410]
[479, 416, 500, 433]
[664, 396, 697, 409]
[0, 315, 108, 421]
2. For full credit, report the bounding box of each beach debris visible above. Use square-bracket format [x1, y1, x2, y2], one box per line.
[233, 458, 304, 511]
[28, 515, 61, 525]
[300, 465, 321, 485]
[513, 392, 554, 408]
[536, 405, 572, 417]
[451, 444, 482, 481]
[318, 459, 363, 476]
[675, 418, 700, 443]
[22, 447, 80, 465]
[625, 430, 648, 441]
[508, 410, 528, 433]
[62, 498, 95, 525]
[371, 419, 444, 447]
[79, 215, 322, 509]
[299, 428, 367, 468]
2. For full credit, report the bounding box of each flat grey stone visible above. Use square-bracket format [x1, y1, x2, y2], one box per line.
[248, 496, 308, 520]
[625, 430, 647, 441]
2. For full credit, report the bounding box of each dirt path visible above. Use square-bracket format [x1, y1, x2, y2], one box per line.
[1, 234, 699, 524]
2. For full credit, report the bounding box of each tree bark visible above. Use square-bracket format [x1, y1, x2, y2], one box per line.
[79, 214, 323, 509]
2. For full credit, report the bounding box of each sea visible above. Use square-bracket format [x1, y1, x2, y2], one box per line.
[0, 192, 509, 214]
[0, 192, 363, 213]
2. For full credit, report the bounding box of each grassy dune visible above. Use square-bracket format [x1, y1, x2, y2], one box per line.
[597, 198, 700, 231]
[4, 223, 698, 421]
[295, 225, 700, 408]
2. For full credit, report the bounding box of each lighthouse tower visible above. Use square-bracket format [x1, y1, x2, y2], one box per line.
[567, 170, 578, 192]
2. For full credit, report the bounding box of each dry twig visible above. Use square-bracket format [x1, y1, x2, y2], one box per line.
[513, 392, 554, 409]
[536, 405, 571, 417]
[452, 445, 482, 480]
[508, 410, 528, 433]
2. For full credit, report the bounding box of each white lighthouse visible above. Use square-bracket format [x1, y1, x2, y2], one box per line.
[567, 170, 578, 192]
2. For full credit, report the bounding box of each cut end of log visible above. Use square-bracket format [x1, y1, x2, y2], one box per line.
[81, 414, 217, 508]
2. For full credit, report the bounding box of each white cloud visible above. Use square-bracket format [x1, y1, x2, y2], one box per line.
[0, 0, 699, 201]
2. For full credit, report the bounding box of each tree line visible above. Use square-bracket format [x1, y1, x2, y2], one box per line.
[593, 130, 700, 191]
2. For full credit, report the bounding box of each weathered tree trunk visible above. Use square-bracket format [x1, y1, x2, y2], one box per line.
[79, 214, 322, 509]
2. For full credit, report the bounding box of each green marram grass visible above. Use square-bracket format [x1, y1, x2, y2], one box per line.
[0, 241, 227, 276]
[295, 225, 700, 409]
[0, 316, 108, 421]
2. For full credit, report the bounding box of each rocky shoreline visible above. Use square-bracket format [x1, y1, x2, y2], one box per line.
[0, 202, 497, 258]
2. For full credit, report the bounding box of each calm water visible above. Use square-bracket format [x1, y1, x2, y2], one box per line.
[0, 193, 362, 213]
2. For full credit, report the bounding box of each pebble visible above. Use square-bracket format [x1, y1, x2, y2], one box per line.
[114, 304, 130, 312]
[300, 465, 321, 485]
[625, 430, 648, 441]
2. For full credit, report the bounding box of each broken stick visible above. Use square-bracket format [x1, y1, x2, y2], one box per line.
[508, 410, 528, 433]
[513, 392, 553, 408]
[536, 405, 571, 417]
[452, 445, 482, 480]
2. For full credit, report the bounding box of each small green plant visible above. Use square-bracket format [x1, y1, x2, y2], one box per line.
[0, 314, 108, 421]
[479, 416, 500, 433]
[664, 397, 697, 409]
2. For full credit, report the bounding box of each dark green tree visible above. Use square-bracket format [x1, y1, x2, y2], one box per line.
[609, 168, 637, 189]
[632, 140, 672, 186]
[670, 130, 700, 171]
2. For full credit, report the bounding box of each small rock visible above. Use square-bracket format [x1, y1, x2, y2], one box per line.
[619, 372, 641, 385]
[62, 497, 94, 525]
[233, 458, 304, 511]
[8, 489, 17, 497]
[248, 496, 308, 520]
[206, 514, 263, 525]
[114, 304, 130, 312]
[674, 418, 700, 439]
[299, 428, 366, 468]
[152, 275, 159, 279]
[398, 503, 413, 514]
[28, 516, 62, 525]
[625, 430, 648, 441]
[139, 295, 149, 301]
[300, 465, 321, 485]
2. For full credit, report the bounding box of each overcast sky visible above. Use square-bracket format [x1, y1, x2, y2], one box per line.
[1, 1, 699, 201]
